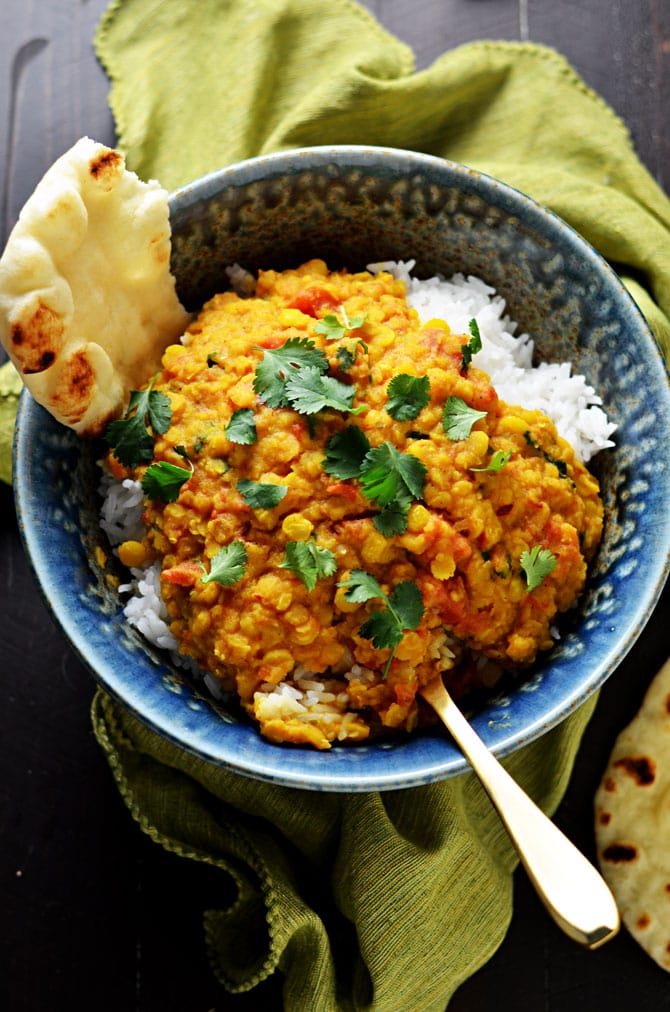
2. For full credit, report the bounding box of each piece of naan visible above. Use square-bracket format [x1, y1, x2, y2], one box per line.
[0, 137, 190, 436]
[595, 656, 670, 972]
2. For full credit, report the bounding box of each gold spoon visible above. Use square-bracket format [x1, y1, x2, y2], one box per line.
[420, 677, 620, 949]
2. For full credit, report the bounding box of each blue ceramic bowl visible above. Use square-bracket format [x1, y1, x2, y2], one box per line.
[13, 146, 670, 791]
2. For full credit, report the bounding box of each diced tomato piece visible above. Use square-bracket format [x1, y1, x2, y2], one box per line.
[419, 574, 468, 624]
[288, 289, 339, 317]
[290, 419, 307, 441]
[256, 333, 286, 349]
[326, 481, 360, 501]
[161, 561, 202, 587]
[394, 682, 417, 707]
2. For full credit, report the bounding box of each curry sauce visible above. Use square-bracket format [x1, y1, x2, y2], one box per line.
[110, 261, 603, 749]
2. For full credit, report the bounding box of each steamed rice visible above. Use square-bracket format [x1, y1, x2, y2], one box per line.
[372, 262, 615, 462]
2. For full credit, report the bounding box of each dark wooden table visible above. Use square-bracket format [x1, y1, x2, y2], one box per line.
[1, 2, 669, 1009]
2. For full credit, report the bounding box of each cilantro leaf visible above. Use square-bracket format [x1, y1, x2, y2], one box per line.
[461, 318, 483, 373]
[386, 374, 431, 421]
[141, 460, 192, 502]
[373, 495, 413, 536]
[314, 308, 366, 341]
[336, 345, 356, 371]
[359, 442, 427, 506]
[201, 541, 248, 586]
[237, 479, 287, 509]
[105, 379, 172, 467]
[339, 570, 424, 677]
[442, 397, 487, 440]
[359, 608, 403, 653]
[470, 449, 511, 473]
[226, 408, 257, 444]
[388, 580, 425, 631]
[315, 313, 346, 341]
[280, 540, 337, 591]
[339, 569, 385, 604]
[284, 366, 362, 415]
[520, 546, 557, 592]
[523, 431, 568, 478]
[323, 426, 371, 479]
[253, 338, 328, 408]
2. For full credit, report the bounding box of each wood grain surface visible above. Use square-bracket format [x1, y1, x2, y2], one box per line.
[1, 2, 669, 1009]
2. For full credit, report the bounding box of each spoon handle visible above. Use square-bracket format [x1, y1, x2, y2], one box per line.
[420, 679, 619, 949]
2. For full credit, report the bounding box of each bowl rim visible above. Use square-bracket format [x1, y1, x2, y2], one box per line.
[12, 144, 670, 791]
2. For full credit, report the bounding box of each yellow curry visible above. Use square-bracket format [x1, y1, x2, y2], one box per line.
[108, 261, 603, 749]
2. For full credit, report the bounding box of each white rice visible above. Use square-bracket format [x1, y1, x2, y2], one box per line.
[101, 265, 616, 717]
[369, 261, 616, 462]
[97, 471, 181, 654]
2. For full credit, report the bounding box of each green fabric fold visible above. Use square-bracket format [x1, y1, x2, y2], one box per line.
[3, 0, 670, 1006]
[91, 688, 598, 1010]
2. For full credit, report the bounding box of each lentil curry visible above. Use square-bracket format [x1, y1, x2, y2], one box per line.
[108, 261, 604, 749]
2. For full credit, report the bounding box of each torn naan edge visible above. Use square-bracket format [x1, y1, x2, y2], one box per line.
[0, 137, 190, 436]
[595, 656, 670, 972]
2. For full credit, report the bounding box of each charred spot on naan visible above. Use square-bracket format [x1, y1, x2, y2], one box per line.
[10, 302, 63, 374]
[88, 148, 123, 187]
[602, 843, 638, 863]
[612, 755, 656, 785]
[49, 348, 95, 425]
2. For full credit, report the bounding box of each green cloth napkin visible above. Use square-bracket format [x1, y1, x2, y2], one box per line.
[2, 0, 670, 1007]
[92, 689, 597, 1010]
[0, 360, 21, 484]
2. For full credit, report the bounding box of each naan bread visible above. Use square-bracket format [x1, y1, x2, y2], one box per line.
[595, 656, 670, 971]
[0, 137, 190, 436]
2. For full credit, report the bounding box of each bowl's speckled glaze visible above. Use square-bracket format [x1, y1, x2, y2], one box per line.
[13, 146, 670, 790]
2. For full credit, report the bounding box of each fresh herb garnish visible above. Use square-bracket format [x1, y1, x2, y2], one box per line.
[520, 546, 557, 592]
[386, 374, 431, 421]
[226, 408, 258, 444]
[237, 479, 287, 509]
[323, 426, 371, 479]
[141, 460, 192, 502]
[284, 366, 363, 415]
[253, 337, 361, 416]
[105, 378, 172, 467]
[461, 318, 482, 373]
[315, 307, 366, 342]
[336, 339, 370, 376]
[253, 338, 328, 409]
[322, 434, 425, 534]
[339, 569, 424, 677]
[470, 449, 511, 473]
[336, 346, 356, 371]
[280, 540, 337, 591]
[523, 431, 568, 478]
[359, 442, 427, 535]
[359, 442, 426, 506]
[372, 494, 414, 537]
[201, 541, 248, 586]
[442, 396, 487, 440]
